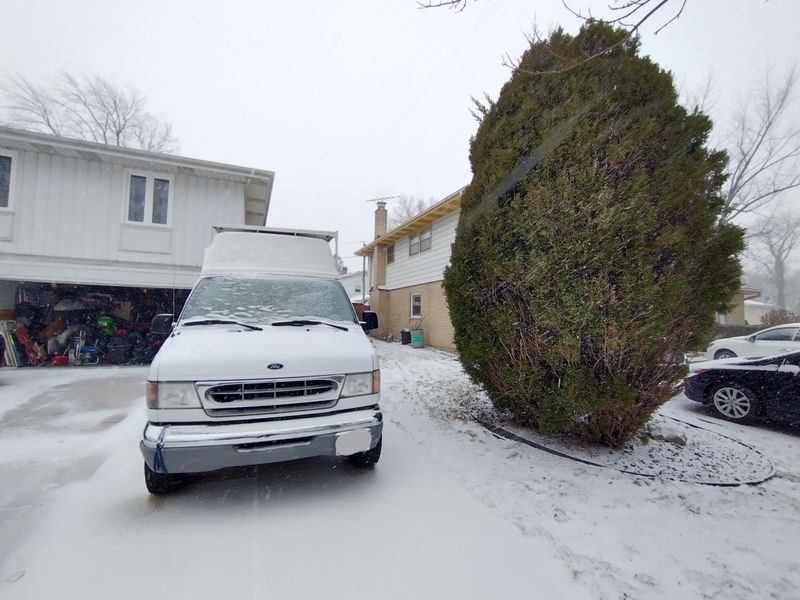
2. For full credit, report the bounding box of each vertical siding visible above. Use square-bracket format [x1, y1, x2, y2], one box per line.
[385, 209, 460, 289]
[82, 159, 101, 259]
[0, 147, 245, 271]
[100, 162, 122, 260]
[42, 154, 61, 257]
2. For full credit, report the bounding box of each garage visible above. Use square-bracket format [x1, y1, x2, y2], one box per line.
[0, 279, 189, 367]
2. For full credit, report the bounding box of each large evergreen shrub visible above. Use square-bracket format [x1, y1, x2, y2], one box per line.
[443, 23, 744, 448]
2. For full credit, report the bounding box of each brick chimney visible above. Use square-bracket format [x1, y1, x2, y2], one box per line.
[374, 201, 388, 239]
[369, 201, 389, 339]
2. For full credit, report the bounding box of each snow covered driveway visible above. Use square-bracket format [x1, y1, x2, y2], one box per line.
[1, 341, 799, 600]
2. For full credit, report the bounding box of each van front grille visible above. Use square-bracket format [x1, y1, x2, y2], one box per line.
[197, 376, 343, 416]
[207, 380, 336, 402]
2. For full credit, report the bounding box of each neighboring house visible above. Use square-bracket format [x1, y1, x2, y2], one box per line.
[717, 287, 762, 326]
[0, 125, 274, 322]
[357, 188, 463, 351]
[338, 270, 368, 303]
[745, 299, 779, 325]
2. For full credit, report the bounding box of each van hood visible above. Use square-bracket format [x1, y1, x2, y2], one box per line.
[149, 324, 377, 381]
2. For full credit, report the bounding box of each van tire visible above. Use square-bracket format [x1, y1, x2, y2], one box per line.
[144, 462, 182, 494]
[348, 437, 382, 468]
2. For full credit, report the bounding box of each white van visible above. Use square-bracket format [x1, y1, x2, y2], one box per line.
[139, 227, 382, 494]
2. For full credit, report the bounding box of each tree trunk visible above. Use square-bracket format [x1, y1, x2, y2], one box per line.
[775, 257, 786, 310]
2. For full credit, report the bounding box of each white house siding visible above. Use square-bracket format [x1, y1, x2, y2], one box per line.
[385, 209, 459, 289]
[0, 147, 244, 288]
[745, 300, 778, 325]
[339, 271, 367, 301]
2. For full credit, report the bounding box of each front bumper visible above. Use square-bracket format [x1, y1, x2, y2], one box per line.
[683, 376, 706, 403]
[140, 408, 382, 474]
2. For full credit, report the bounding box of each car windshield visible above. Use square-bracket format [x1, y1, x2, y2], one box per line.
[179, 276, 357, 326]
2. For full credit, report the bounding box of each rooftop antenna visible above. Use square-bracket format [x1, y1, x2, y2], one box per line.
[365, 195, 399, 203]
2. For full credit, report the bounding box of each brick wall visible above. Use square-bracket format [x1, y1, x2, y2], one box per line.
[372, 280, 455, 351]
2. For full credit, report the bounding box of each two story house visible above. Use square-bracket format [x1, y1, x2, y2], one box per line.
[0, 126, 274, 362]
[357, 188, 463, 351]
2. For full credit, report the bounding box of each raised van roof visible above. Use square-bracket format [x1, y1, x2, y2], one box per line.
[201, 230, 338, 278]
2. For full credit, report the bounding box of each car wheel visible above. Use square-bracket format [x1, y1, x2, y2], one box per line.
[144, 462, 182, 494]
[710, 385, 760, 423]
[348, 437, 382, 468]
[713, 349, 737, 360]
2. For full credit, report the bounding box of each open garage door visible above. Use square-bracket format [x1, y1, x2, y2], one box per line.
[0, 280, 189, 367]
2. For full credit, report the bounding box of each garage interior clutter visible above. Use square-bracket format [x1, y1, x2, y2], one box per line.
[0, 280, 189, 367]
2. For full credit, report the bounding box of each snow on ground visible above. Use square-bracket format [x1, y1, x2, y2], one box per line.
[1, 343, 799, 600]
[377, 341, 800, 600]
[0, 363, 588, 600]
[483, 409, 775, 485]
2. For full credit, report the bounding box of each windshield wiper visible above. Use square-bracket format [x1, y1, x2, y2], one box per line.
[181, 319, 263, 331]
[271, 319, 348, 331]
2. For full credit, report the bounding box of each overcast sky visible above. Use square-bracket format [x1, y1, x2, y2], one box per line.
[1, 0, 798, 271]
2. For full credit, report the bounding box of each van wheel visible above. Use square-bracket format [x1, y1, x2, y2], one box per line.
[348, 438, 382, 468]
[144, 462, 182, 494]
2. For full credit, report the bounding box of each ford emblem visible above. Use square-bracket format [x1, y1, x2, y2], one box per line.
[267, 363, 284, 370]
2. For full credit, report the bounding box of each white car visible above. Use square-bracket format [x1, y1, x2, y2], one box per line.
[705, 323, 800, 360]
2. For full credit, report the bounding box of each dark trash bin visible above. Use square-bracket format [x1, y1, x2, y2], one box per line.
[107, 338, 131, 364]
[400, 329, 411, 345]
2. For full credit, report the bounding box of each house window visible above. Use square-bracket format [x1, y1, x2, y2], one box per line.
[126, 171, 173, 225]
[411, 293, 422, 318]
[0, 151, 16, 209]
[420, 227, 432, 252]
[387, 244, 395, 264]
[409, 227, 432, 256]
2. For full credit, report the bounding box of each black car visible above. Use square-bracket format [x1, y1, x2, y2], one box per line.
[684, 350, 800, 424]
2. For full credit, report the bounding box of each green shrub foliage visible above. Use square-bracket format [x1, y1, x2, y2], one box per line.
[443, 24, 744, 448]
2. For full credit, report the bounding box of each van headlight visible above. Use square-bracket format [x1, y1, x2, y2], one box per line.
[146, 382, 201, 409]
[341, 371, 380, 397]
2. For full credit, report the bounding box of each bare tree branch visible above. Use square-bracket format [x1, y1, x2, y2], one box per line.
[719, 67, 800, 225]
[500, 1, 681, 76]
[425, 0, 687, 76]
[417, 0, 469, 11]
[746, 209, 800, 310]
[0, 72, 178, 153]
[682, 71, 717, 115]
[388, 195, 437, 229]
[0, 73, 63, 135]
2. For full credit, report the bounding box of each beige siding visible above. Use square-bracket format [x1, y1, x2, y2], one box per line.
[372, 280, 455, 351]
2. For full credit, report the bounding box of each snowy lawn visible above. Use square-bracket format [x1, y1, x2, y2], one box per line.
[377, 341, 800, 599]
[0, 342, 799, 600]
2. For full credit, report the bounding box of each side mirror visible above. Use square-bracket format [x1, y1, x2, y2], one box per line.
[746, 335, 756, 342]
[360, 311, 379, 332]
[150, 313, 174, 335]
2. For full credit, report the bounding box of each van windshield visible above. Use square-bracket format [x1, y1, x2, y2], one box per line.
[179, 276, 357, 326]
